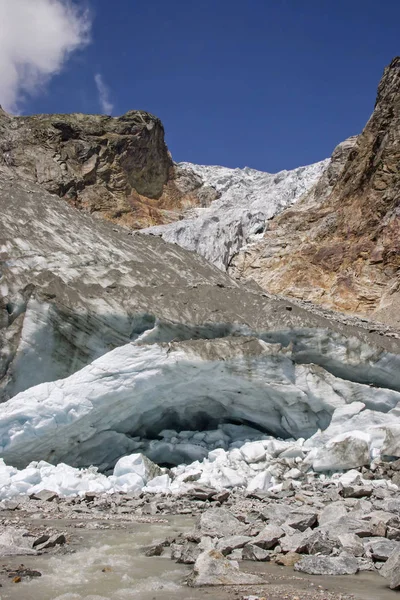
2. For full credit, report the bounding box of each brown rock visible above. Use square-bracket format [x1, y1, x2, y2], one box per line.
[0, 110, 218, 231]
[275, 552, 302, 566]
[229, 57, 400, 328]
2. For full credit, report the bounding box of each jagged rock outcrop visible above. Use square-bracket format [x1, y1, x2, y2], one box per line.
[230, 58, 400, 328]
[0, 108, 218, 229]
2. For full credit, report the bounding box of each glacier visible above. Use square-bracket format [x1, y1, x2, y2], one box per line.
[2, 153, 400, 502]
[143, 160, 328, 270]
[2, 330, 400, 498]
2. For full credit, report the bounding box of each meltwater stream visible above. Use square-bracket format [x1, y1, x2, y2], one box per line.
[0, 517, 397, 600]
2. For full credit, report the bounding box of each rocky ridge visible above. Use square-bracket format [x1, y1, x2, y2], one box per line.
[229, 58, 400, 327]
[0, 107, 219, 229]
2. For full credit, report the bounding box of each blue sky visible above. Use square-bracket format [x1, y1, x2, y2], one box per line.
[20, 1, 400, 171]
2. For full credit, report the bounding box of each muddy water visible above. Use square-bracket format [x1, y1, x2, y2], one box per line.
[0, 517, 397, 600]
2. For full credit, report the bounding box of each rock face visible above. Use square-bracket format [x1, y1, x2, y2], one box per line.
[230, 58, 400, 328]
[0, 108, 219, 229]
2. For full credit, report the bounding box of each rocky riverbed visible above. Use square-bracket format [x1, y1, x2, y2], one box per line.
[2, 460, 400, 599]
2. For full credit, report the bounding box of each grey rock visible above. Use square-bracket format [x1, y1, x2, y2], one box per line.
[242, 544, 271, 561]
[280, 529, 313, 554]
[284, 509, 318, 532]
[35, 533, 66, 550]
[364, 538, 400, 561]
[295, 554, 359, 576]
[196, 508, 248, 538]
[188, 486, 217, 501]
[251, 524, 284, 549]
[322, 516, 374, 538]
[337, 533, 364, 557]
[318, 501, 347, 526]
[380, 549, 400, 589]
[0, 500, 20, 511]
[305, 529, 335, 555]
[170, 543, 184, 561]
[187, 549, 264, 586]
[260, 503, 290, 525]
[29, 489, 59, 502]
[176, 542, 201, 564]
[144, 543, 164, 557]
[340, 485, 373, 498]
[387, 526, 400, 541]
[216, 536, 253, 556]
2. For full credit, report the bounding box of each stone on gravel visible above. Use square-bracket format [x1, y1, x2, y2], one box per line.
[284, 509, 318, 531]
[305, 529, 335, 555]
[216, 536, 253, 555]
[242, 544, 271, 561]
[0, 528, 37, 556]
[338, 533, 364, 557]
[196, 508, 248, 538]
[212, 490, 230, 503]
[187, 549, 264, 586]
[144, 543, 164, 557]
[35, 533, 66, 550]
[318, 501, 348, 526]
[188, 486, 217, 501]
[251, 524, 284, 549]
[275, 552, 302, 566]
[380, 549, 400, 589]
[295, 554, 359, 576]
[29, 490, 58, 502]
[364, 538, 400, 561]
[340, 485, 373, 498]
[176, 542, 201, 564]
[280, 529, 313, 554]
[33, 534, 50, 548]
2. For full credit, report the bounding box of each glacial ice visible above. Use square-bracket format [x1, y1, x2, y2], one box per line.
[143, 160, 328, 270]
[1, 330, 400, 499]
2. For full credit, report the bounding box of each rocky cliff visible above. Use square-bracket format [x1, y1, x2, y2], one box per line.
[229, 58, 400, 328]
[0, 108, 218, 229]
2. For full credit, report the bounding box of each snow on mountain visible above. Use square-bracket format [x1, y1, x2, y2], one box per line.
[143, 159, 328, 270]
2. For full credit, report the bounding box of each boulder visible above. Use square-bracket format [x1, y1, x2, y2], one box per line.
[216, 536, 253, 556]
[275, 552, 302, 566]
[312, 432, 370, 472]
[318, 501, 347, 526]
[176, 542, 201, 564]
[242, 544, 271, 561]
[280, 529, 313, 554]
[251, 524, 285, 549]
[337, 533, 364, 557]
[187, 549, 264, 586]
[196, 508, 248, 538]
[295, 554, 359, 576]
[284, 509, 318, 532]
[364, 538, 400, 561]
[380, 549, 400, 589]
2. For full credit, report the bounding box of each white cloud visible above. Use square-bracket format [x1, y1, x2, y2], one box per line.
[94, 73, 114, 114]
[0, 0, 91, 113]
